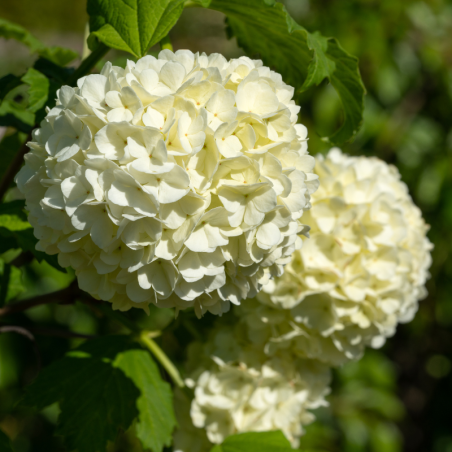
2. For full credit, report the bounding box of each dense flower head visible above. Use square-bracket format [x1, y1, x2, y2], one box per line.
[15, 49, 318, 316]
[251, 149, 433, 365]
[173, 325, 330, 449]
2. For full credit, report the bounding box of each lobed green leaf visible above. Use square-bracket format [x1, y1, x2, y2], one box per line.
[21, 69, 50, 114]
[0, 74, 22, 102]
[87, 0, 185, 58]
[22, 335, 176, 452]
[115, 349, 177, 452]
[21, 336, 140, 452]
[204, 0, 366, 144]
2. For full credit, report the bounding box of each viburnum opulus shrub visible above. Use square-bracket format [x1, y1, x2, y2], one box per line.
[0, 1, 433, 452]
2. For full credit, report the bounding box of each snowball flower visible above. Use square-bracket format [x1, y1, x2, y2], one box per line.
[174, 326, 330, 449]
[16, 50, 318, 316]
[251, 148, 433, 365]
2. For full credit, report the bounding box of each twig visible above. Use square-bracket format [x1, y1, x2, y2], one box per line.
[0, 280, 86, 317]
[0, 325, 41, 375]
[0, 131, 32, 201]
[28, 327, 96, 339]
[10, 251, 34, 268]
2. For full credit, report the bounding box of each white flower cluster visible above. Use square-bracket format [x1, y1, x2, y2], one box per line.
[248, 148, 433, 365]
[15, 49, 318, 316]
[173, 325, 330, 450]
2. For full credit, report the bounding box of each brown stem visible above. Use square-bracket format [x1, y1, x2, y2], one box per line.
[0, 132, 32, 201]
[10, 251, 34, 268]
[28, 327, 96, 339]
[0, 280, 89, 317]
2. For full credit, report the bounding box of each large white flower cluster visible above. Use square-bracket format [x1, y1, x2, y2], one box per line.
[248, 149, 433, 365]
[15, 49, 318, 316]
[173, 325, 330, 450]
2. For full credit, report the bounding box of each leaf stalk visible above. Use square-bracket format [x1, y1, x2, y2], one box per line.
[160, 35, 173, 52]
[139, 331, 185, 388]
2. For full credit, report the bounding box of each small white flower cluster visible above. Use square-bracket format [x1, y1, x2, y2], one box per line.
[245, 149, 433, 365]
[16, 50, 318, 316]
[173, 326, 330, 450]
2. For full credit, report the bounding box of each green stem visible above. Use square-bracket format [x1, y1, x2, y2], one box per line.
[160, 35, 173, 52]
[96, 304, 184, 388]
[66, 43, 109, 87]
[139, 331, 185, 388]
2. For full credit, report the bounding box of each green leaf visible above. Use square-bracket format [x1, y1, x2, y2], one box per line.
[210, 431, 293, 452]
[0, 74, 22, 102]
[0, 226, 66, 272]
[0, 199, 30, 233]
[0, 213, 32, 232]
[21, 69, 50, 114]
[115, 349, 177, 452]
[0, 100, 34, 133]
[0, 201, 65, 272]
[0, 263, 25, 305]
[22, 335, 176, 452]
[87, 0, 185, 58]
[205, 0, 365, 144]
[0, 18, 77, 66]
[33, 58, 75, 84]
[0, 200, 26, 216]
[21, 67, 62, 123]
[0, 66, 61, 134]
[0, 429, 14, 452]
[0, 203, 33, 253]
[39, 47, 79, 68]
[21, 336, 141, 452]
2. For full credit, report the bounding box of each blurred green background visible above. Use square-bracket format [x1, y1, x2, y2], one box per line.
[0, 1, 451, 451]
